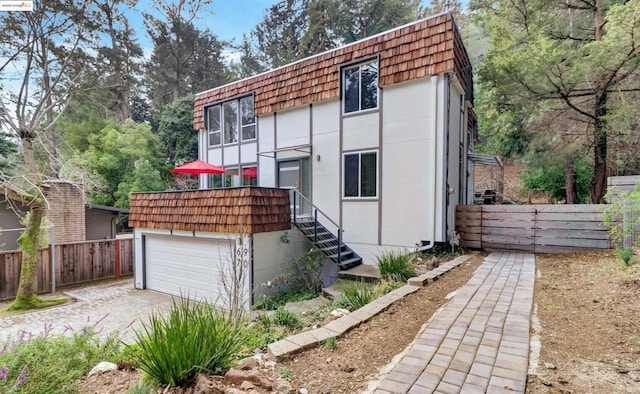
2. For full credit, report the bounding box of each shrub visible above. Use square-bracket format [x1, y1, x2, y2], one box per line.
[337, 281, 377, 310]
[616, 247, 635, 266]
[131, 297, 247, 387]
[321, 336, 338, 351]
[273, 307, 303, 329]
[376, 250, 415, 281]
[253, 288, 320, 311]
[126, 382, 156, 394]
[0, 328, 120, 394]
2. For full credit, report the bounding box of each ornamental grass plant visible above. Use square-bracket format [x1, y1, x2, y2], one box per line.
[376, 249, 415, 281]
[131, 296, 247, 387]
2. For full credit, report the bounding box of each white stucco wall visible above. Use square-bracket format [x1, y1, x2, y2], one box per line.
[276, 106, 310, 150]
[311, 100, 340, 221]
[380, 77, 435, 248]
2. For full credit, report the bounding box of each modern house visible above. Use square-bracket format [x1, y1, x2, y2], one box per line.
[193, 11, 475, 264]
[129, 12, 476, 307]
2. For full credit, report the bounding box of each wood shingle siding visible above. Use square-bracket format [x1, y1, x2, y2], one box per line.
[128, 187, 291, 234]
[194, 12, 471, 131]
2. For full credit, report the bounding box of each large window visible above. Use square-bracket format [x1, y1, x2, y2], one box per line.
[343, 60, 378, 114]
[344, 151, 377, 198]
[207, 95, 255, 146]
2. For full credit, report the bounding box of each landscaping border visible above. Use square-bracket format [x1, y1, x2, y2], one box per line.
[267, 255, 474, 360]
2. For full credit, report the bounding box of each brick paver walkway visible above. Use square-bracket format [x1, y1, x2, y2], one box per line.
[373, 252, 535, 394]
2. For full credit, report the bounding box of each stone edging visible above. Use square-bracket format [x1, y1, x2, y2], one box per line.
[267, 254, 474, 360]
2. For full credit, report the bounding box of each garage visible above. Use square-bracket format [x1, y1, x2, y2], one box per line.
[129, 187, 296, 311]
[144, 235, 231, 302]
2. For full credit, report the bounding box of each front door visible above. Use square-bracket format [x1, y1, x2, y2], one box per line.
[278, 158, 311, 215]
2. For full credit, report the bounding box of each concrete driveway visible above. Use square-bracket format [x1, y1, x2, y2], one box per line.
[0, 279, 174, 344]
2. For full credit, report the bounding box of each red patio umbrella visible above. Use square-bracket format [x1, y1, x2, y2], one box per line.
[172, 160, 226, 175]
[242, 167, 257, 178]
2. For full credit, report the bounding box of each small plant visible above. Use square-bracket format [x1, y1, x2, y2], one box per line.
[273, 307, 302, 329]
[321, 336, 338, 351]
[376, 249, 415, 281]
[338, 281, 376, 310]
[616, 246, 635, 266]
[279, 367, 293, 378]
[126, 382, 156, 394]
[631, 336, 640, 345]
[0, 328, 121, 394]
[131, 297, 248, 387]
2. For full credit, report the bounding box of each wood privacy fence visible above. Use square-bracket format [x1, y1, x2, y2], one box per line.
[456, 205, 613, 253]
[0, 237, 133, 301]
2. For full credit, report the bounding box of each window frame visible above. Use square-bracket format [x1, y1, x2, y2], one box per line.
[206, 105, 221, 147]
[205, 94, 255, 147]
[342, 59, 379, 114]
[343, 150, 378, 199]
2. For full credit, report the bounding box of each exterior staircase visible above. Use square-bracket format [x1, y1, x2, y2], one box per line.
[291, 191, 362, 270]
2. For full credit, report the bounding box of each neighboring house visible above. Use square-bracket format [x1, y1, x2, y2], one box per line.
[193, 12, 476, 264]
[0, 181, 129, 251]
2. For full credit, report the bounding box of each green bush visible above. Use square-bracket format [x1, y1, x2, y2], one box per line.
[131, 297, 247, 387]
[126, 382, 156, 394]
[376, 250, 415, 281]
[616, 247, 635, 266]
[337, 281, 377, 310]
[253, 288, 320, 311]
[0, 328, 121, 394]
[273, 307, 303, 329]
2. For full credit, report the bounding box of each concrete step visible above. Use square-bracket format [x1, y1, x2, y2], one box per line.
[338, 262, 379, 282]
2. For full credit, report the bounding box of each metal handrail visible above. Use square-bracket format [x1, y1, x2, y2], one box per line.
[291, 189, 344, 263]
[291, 189, 342, 232]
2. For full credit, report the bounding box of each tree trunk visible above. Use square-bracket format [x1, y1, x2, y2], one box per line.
[590, 91, 608, 203]
[564, 158, 579, 204]
[14, 202, 45, 302]
[12, 134, 46, 307]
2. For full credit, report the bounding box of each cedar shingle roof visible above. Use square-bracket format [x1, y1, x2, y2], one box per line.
[194, 12, 472, 131]
[128, 187, 290, 234]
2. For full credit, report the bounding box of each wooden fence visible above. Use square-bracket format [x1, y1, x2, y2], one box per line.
[0, 237, 133, 301]
[456, 205, 613, 253]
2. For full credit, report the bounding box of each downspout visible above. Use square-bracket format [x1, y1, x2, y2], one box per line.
[416, 75, 440, 253]
[444, 73, 451, 241]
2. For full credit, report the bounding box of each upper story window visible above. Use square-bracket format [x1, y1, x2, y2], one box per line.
[207, 95, 256, 147]
[343, 60, 378, 114]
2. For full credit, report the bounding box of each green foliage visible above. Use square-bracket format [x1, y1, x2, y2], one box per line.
[279, 367, 293, 378]
[376, 249, 415, 281]
[473, 0, 640, 203]
[604, 183, 640, 245]
[273, 307, 303, 329]
[336, 281, 377, 310]
[81, 119, 170, 208]
[321, 336, 338, 351]
[6, 296, 68, 312]
[157, 95, 198, 166]
[253, 288, 320, 311]
[616, 247, 635, 266]
[257, 248, 324, 310]
[126, 382, 156, 394]
[131, 297, 247, 387]
[519, 157, 592, 203]
[243, 314, 287, 352]
[0, 329, 121, 394]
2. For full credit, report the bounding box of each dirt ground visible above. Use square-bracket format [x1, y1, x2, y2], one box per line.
[527, 250, 640, 393]
[77, 250, 640, 393]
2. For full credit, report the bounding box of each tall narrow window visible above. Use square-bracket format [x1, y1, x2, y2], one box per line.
[343, 60, 378, 114]
[344, 151, 377, 198]
[240, 96, 256, 141]
[207, 106, 221, 146]
[223, 101, 238, 144]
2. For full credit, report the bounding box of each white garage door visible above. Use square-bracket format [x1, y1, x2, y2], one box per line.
[145, 235, 231, 303]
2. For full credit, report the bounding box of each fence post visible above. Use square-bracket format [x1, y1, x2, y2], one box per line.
[49, 226, 56, 294]
[115, 238, 121, 280]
